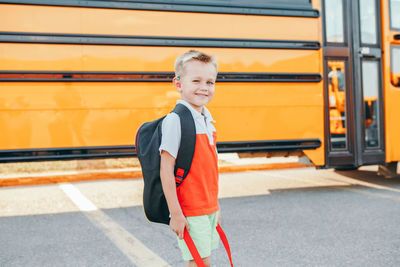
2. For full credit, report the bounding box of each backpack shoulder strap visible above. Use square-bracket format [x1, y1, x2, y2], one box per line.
[172, 103, 196, 187]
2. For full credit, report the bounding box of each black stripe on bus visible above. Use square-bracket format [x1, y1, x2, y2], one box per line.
[0, 32, 321, 50]
[217, 139, 321, 153]
[0, 71, 322, 83]
[0, 0, 320, 18]
[0, 139, 321, 162]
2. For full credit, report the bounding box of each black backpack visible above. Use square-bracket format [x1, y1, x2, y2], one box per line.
[135, 103, 196, 225]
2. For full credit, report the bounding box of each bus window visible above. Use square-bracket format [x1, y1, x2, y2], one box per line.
[324, 0, 345, 43]
[328, 61, 348, 150]
[390, 0, 400, 30]
[361, 61, 381, 148]
[360, 0, 378, 45]
[392, 46, 400, 87]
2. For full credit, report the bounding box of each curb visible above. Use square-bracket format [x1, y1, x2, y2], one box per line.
[0, 162, 308, 187]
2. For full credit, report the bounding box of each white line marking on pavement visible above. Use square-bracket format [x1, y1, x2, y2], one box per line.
[59, 183, 171, 267]
[59, 183, 97, 211]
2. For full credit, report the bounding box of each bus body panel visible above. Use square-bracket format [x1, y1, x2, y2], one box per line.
[1, 1, 324, 164]
[0, 45, 321, 73]
[382, 0, 400, 163]
[0, 4, 319, 41]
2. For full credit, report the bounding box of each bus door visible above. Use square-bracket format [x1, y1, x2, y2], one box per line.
[322, 0, 385, 168]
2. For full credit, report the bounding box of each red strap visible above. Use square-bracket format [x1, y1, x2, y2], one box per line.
[175, 177, 182, 184]
[183, 228, 206, 267]
[183, 224, 233, 267]
[176, 168, 185, 178]
[216, 224, 234, 267]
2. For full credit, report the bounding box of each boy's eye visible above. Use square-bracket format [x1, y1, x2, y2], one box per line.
[192, 80, 200, 83]
[207, 81, 215, 85]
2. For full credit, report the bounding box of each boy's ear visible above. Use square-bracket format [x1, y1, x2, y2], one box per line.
[173, 77, 182, 92]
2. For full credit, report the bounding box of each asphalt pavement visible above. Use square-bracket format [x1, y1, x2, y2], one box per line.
[1, 166, 400, 266]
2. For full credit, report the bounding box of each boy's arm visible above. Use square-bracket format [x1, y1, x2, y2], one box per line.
[160, 150, 189, 239]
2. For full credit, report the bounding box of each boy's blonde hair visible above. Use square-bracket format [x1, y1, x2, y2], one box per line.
[174, 50, 218, 77]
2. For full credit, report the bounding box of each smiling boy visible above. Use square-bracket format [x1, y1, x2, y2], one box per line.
[159, 50, 220, 267]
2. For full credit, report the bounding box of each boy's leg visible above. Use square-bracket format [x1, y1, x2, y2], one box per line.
[177, 212, 219, 263]
[187, 256, 210, 267]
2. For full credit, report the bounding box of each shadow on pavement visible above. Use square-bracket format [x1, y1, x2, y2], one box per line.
[334, 169, 400, 186]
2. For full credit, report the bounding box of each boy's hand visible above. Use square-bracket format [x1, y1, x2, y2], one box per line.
[170, 213, 189, 240]
[217, 211, 222, 226]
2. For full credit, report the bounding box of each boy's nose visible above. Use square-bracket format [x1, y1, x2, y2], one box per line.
[199, 87, 208, 93]
[200, 82, 210, 90]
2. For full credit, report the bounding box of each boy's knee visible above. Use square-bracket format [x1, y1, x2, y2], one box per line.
[187, 257, 210, 267]
[203, 257, 211, 267]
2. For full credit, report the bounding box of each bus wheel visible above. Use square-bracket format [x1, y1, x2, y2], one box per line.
[378, 162, 398, 178]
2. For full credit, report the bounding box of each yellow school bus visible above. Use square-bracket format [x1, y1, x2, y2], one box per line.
[0, 0, 399, 174]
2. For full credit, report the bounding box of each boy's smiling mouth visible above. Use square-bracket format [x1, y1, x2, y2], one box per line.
[195, 93, 208, 96]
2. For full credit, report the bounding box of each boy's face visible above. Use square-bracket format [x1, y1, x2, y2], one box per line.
[174, 60, 217, 113]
